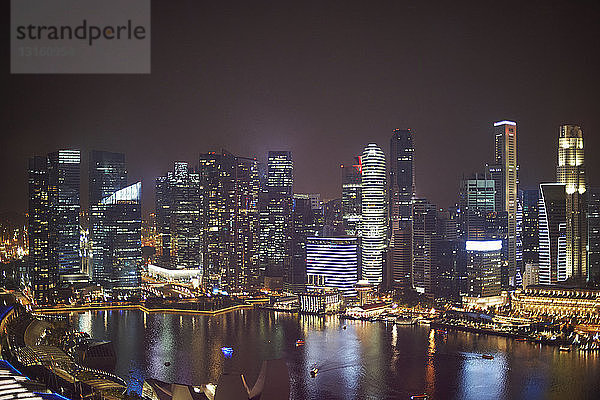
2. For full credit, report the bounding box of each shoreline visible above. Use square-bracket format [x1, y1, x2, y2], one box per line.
[33, 302, 256, 316]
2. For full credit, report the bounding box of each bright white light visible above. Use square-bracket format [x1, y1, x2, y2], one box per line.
[494, 120, 517, 127]
[466, 240, 502, 252]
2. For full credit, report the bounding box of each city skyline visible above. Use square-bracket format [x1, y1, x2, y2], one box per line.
[3, 1, 600, 216]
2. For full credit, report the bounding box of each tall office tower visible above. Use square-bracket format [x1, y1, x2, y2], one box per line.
[155, 162, 203, 271]
[198, 152, 261, 289]
[290, 194, 324, 293]
[323, 198, 344, 236]
[89, 151, 128, 283]
[260, 151, 294, 286]
[306, 237, 359, 297]
[521, 189, 539, 285]
[28, 156, 53, 304]
[464, 240, 503, 297]
[341, 157, 362, 236]
[538, 183, 567, 285]
[89, 151, 127, 206]
[588, 188, 600, 284]
[388, 129, 414, 290]
[459, 173, 496, 240]
[489, 120, 517, 287]
[47, 150, 81, 278]
[556, 125, 587, 284]
[360, 144, 387, 285]
[412, 198, 438, 297]
[90, 182, 142, 296]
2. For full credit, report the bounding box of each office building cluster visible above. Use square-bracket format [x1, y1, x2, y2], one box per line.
[22, 121, 599, 304]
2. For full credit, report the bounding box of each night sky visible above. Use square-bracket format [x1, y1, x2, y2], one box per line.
[2, 0, 600, 216]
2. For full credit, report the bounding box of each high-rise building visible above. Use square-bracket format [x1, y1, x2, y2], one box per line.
[89, 150, 127, 206]
[538, 183, 567, 285]
[260, 151, 294, 287]
[306, 237, 359, 297]
[28, 156, 53, 303]
[323, 198, 344, 237]
[459, 173, 496, 240]
[291, 195, 324, 293]
[156, 162, 203, 271]
[89, 151, 128, 284]
[588, 188, 600, 284]
[521, 189, 539, 284]
[341, 157, 362, 236]
[490, 120, 518, 287]
[90, 182, 142, 296]
[388, 129, 414, 289]
[47, 150, 81, 278]
[557, 125, 587, 284]
[412, 198, 438, 297]
[197, 152, 261, 289]
[464, 240, 503, 297]
[359, 144, 387, 285]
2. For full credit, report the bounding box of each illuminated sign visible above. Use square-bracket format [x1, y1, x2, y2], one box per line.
[465, 240, 503, 252]
[493, 120, 517, 127]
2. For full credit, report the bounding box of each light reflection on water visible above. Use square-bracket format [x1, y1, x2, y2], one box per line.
[69, 310, 600, 400]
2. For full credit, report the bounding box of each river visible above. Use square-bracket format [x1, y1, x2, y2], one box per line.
[68, 309, 600, 399]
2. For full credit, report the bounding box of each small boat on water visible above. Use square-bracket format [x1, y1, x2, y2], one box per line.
[410, 394, 428, 399]
[515, 338, 528, 341]
[482, 354, 494, 360]
[559, 346, 571, 352]
[310, 367, 318, 377]
[296, 340, 305, 347]
[418, 319, 432, 326]
[164, 361, 171, 366]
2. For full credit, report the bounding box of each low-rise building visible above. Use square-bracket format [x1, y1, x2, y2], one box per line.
[511, 285, 600, 317]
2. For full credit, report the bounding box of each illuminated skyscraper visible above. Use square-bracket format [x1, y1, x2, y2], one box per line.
[306, 237, 359, 297]
[490, 120, 518, 287]
[459, 173, 496, 240]
[28, 156, 53, 304]
[360, 143, 386, 285]
[556, 125, 587, 283]
[464, 240, 503, 297]
[412, 198, 438, 297]
[538, 183, 567, 284]
[47, 150, 81, 277]
[588, 188, 600, 284]
[91, 182, 142, 296]
[341, 157, 362, 236]
[521, 189, 539, 280]
[388, 129, 414, 289]
[260, 151, 294, 285]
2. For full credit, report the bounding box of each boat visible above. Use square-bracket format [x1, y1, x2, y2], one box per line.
[515, 338, 528, 341]
[418, 319, 432, 326]
[559, 346, 571, 352]
[342, 326, 347, 330]
[164, 361, 171, 366]
[396, 317, 417, 326]
[482, 354, 494, 360]
[310, 367, 318, 377]
[410, 394, 428, 399]
[295, 340, 305, 347]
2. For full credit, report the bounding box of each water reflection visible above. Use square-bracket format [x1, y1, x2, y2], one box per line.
[69, 310, 600, 400]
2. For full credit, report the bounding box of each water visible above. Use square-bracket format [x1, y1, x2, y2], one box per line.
[69, 309, 600, 399]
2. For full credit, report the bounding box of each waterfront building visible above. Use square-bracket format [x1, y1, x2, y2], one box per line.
[305, 236, 359, 297]
[147, 264, 202, 284]
[412, 198, 438, 297]
[512, 285, 600, 317]
[557, 125, 588, 284]
[299, 289, 343, 314]
[464, 240, 503, 298]
[89, 182, 142, 296]
[260, 151, 294, 288]
[388, 129, 415, 289]
[359, 144, 387, 285]
[341, 157, 362, 236]
[538, 183, 567, 285]
[489, 120, 518, 288]
[156, 162, 203, 271]
[198, 152, 260, 289]
[589, 187, 600, 284]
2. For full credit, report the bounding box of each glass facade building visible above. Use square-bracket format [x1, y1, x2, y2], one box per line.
[306, 237, 359, 297]
[538, 183, 567, 284]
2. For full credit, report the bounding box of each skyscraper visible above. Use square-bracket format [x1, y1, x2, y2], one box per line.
[459, 173, 496, 240]
[341, 157, 362, 236]
[557, 125, 587, 283]
[89, 151, 128, 284]
[47, 150, 81, 278]
[588, 188, 600, 284]
[260, 151, 294, 286]
[91, 182, 142, 296]
[306, 237, 359, 297]
[388, 129, 414, 289]
[521, 189, 539, 282]
[360, 144, 387, 285]
[28, 156, 53, 304]
[538, 183, 567, 285]
[465, 240, 503, 297]
[156, 162, 203, 271]
[412, 198, 438, 297]
[490, 120, 517, 287]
